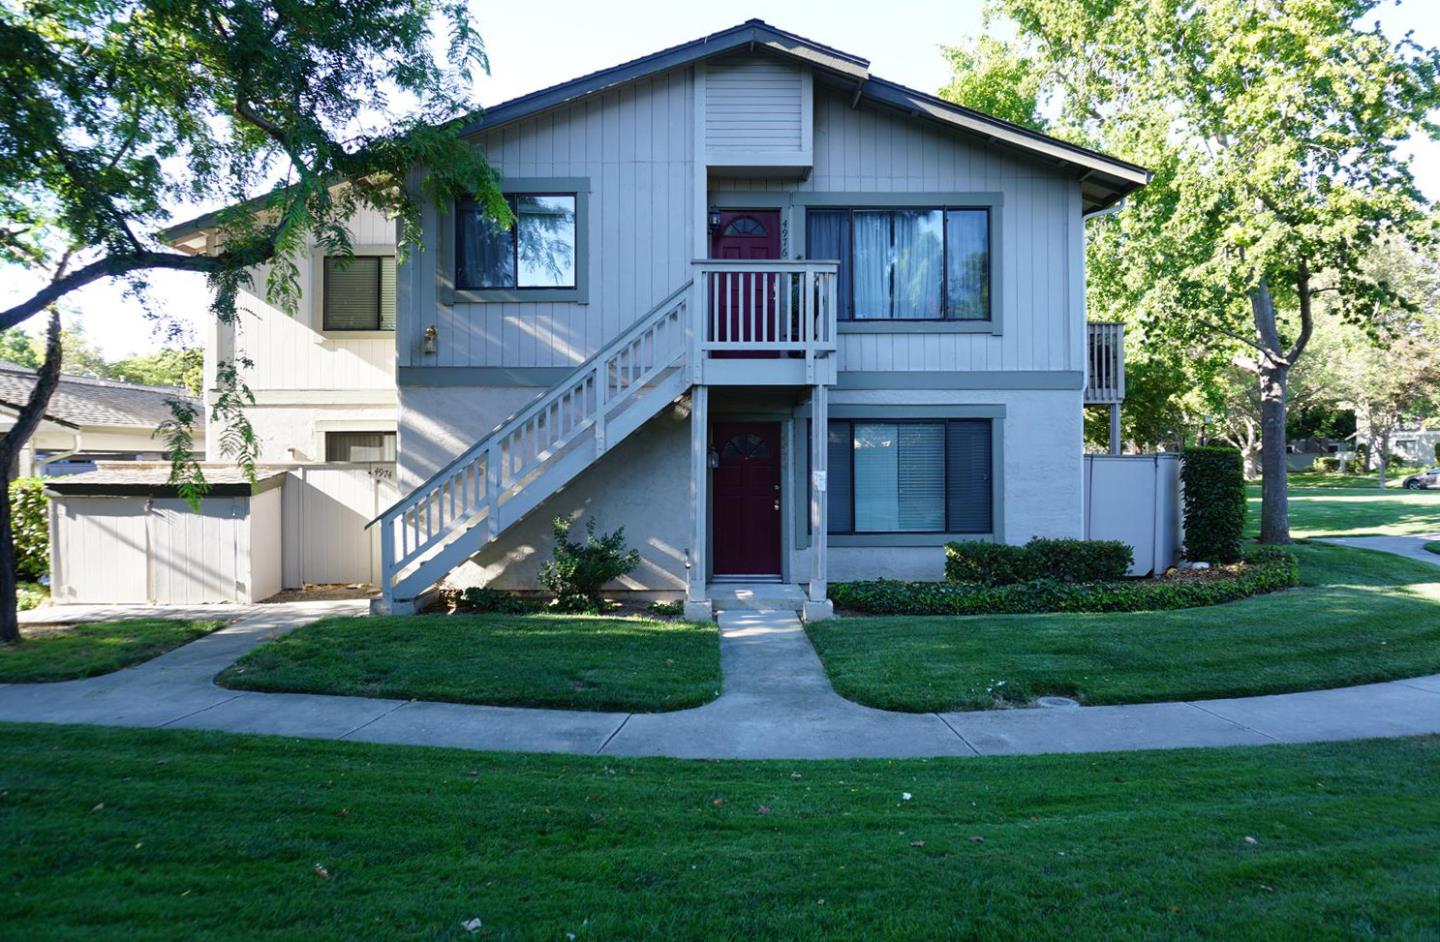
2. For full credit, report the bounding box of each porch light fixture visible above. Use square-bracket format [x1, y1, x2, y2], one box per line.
[421, 325, 438, 355]
[708, 206, 721, 232]
[707, 444, 720, 469]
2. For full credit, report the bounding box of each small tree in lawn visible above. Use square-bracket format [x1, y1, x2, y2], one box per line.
[0, 0, 508, 642]
[963, 0, 1440, 544]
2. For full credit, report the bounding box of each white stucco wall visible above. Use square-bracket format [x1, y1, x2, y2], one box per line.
[211, 401, 397, 464]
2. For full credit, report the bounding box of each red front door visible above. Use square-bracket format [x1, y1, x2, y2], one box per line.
[709, 210, 781, 357]
[712, 421, 783, 578]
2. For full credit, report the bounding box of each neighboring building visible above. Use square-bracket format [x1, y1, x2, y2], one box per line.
[162, 20, 1147, 617]
[162, 207, 398, 466]
[0, 361, 203, 476]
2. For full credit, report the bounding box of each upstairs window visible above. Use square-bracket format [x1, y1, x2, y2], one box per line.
[325, 431, 397, 463]
[323, 255, 396, 330]
[456, 194, 577, 290]
[806, 208, 991, 321]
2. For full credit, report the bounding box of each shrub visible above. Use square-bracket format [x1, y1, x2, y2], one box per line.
[457, 586, 530, 614]
[8, 478, 47, 581]
[1433, 442, 1440, 464]
[1023, 538, 1132, 583]
[833, 547, 1298, 616]
[1181, 447, 1246, 563]
[649, 599, 684, 617]
[944, 541, 1032, 585]
[16, 582, 45, 611]
[1311, 456, 1339, 473]
[945, 538, 1133, 585]
[538, 516, 640, 613]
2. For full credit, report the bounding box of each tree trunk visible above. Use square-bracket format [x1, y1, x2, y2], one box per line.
[1377, 427, 1391, 489]
[1257, 357, 1291, 544]
[0, 311, 64, 644]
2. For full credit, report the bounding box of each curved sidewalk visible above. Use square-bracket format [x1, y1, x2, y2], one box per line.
[2, 537, 1438, 759]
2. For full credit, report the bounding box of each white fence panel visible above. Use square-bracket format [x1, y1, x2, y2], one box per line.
[281, 465, 397, 588]
[1084, 454, 1182, 576]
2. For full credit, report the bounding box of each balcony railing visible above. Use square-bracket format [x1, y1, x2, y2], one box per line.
[1086, 322, 1125, 404]
[692, 260, 839, 361]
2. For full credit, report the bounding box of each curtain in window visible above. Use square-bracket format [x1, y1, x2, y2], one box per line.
[853, 423, 899, 531]
[851, 212, 891, 319]
[891, 210, 942, 319]
[457, 197, 515, 289]
[324, 256, 384, 330]
[946, 210, 989, 320]
[805, 211, 851, 318]
[946, 419, 992, 532]
[378, 257, 397, 330]
[516, 195, 576, 288]
[850, 422, 947, 532]
[897, 424, 945, 530]
[826, 422, 853, 533]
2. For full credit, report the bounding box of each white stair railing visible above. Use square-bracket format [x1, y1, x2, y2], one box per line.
[373, 282, 692, 603]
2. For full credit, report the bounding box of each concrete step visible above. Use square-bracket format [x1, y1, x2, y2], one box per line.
[709, 582, 807, 613]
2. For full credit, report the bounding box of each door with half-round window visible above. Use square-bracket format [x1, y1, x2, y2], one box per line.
[711, 421, 782, 578]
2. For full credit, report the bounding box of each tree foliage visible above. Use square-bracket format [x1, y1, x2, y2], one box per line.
[0, 0, 507, 496]
[947, 0, 1440, 542]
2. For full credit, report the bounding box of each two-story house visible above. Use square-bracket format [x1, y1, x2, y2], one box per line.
[166, 20, 1144, 618]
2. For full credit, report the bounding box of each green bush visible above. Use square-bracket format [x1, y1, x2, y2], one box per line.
[16, 582, 45, 611]
[538, 516, 640, 613]
[457, 586, 530, 614]
[1311, 456, 1340, 473]
[8, 477, 47, 581]
[648, 599, 685, 617]
[833, 548, 1297, 616]
[1023, 538, 1133, 583]
[943, 542, 1032, 585]
[944, 537, 1133, 585]
[1433, 442, 1440, 464]
[1181, 447, 1246, 563]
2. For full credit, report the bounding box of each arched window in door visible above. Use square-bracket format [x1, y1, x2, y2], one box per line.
[722, 216, 767, 237]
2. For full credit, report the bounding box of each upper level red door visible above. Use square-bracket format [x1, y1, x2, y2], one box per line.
[709, 210, 781, 357]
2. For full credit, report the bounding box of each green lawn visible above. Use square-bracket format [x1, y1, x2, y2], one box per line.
[1285, 468, 1424, 489]
[808, 543, 1440, 712]
[0, 723, 1435, 941]
[1245, 484, 1440, 538]
[218, 613, 721, 712]
[0, 619, 223, 683]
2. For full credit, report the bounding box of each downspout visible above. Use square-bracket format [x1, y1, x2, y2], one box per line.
[34, 429, 82, 476]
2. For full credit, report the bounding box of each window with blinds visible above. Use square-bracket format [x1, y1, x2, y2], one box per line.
[814, 419, 993, 535]
[322, 255, 396, 331]
[325, 431, 397, 463]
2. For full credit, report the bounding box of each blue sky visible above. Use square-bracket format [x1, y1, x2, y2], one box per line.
[5, 0, 1438, 357]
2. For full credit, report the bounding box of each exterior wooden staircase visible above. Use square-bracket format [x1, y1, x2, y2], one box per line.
[371, 261, 839, 611]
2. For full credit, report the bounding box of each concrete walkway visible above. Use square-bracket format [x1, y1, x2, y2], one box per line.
[2, 537, 1439, 759]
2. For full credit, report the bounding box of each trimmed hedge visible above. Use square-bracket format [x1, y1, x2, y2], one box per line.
[1181, 447, 1246, 563]
[943, 542, 1032, 585]
[833, 548, 1298, 616]
[944, 537, 1133, 585]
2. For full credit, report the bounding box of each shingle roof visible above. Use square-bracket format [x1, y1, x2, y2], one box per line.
[160, 19, 1150, 244]
[44, 463, 286, 497]
[0, 362, 199, 430]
